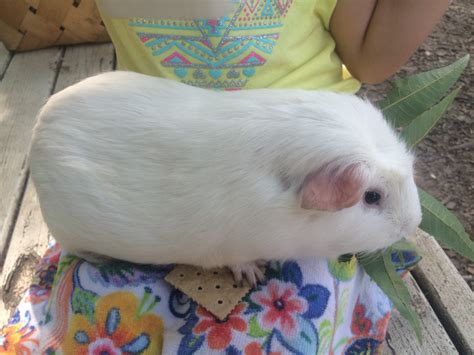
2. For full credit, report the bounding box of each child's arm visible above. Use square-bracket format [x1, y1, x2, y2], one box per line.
[330, 0, 450, 84]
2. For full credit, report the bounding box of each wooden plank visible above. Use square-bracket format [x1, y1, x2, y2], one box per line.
[383, 274, 458, 354]
[0, 182, 49, 326]
[0, 43, 114, 325]
[0, 42, 12, 79]
[411, 229, 474, 353]
[0, 47, 62, 263]
[54, 43, 114, 92]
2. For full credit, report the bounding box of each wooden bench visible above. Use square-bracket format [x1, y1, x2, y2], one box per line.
[0, 43, 472, 354]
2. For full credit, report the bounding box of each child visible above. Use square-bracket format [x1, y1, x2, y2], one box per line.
[98, 0, 449, 89]
[2, 1, 450, 353]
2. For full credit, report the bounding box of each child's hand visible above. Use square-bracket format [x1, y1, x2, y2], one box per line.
[330, 0, 450, 84]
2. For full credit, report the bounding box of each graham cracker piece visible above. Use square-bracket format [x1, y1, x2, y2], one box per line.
[165, 264, 254, 320]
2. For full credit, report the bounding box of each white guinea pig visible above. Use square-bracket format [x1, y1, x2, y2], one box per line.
[29, 71, 422, 284]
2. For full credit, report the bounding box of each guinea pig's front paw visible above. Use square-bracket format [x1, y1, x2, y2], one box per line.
[230, 260, 266, 288]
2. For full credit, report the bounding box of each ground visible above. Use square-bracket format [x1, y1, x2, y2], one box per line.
[360, 0, 473, 289]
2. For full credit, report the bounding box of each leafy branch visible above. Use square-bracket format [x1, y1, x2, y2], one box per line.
[358, 54, 472, 342]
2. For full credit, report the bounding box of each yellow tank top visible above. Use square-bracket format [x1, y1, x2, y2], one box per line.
[97, 0, 360, 93]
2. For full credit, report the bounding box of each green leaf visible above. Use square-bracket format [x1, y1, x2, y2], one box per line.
[317, 319, 333, 355]
[336, 288, 349, 327]
[328, 257, 357, 281]
[419, 188, 474, 260]
[400, 88, 460, 147]
[71, 288, 98, 324]
[378, 55, 469, 127]
[358, 249, 422, 343]
[248, 315, 271, 338]
[382, 250, 422, 342]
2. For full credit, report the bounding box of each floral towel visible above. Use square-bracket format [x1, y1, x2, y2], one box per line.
[0, 242, 418, 354]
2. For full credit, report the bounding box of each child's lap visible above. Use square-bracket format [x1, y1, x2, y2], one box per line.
[1, 242, 418, 354]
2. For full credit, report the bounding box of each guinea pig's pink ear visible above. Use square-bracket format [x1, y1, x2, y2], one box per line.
[300, 163, 369, 211]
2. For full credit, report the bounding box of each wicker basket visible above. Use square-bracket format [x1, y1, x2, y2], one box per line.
[0, 0, 110, 52]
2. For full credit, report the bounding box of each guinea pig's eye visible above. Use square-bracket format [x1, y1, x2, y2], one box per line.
[364, 191, 381, 205]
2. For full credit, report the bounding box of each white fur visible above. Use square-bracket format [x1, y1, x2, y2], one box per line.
[29, 71, 422, 268]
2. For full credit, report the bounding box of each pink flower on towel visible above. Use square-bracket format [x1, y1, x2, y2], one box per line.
[194, 303, 247, 350]
[251, 280, 307, 337]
